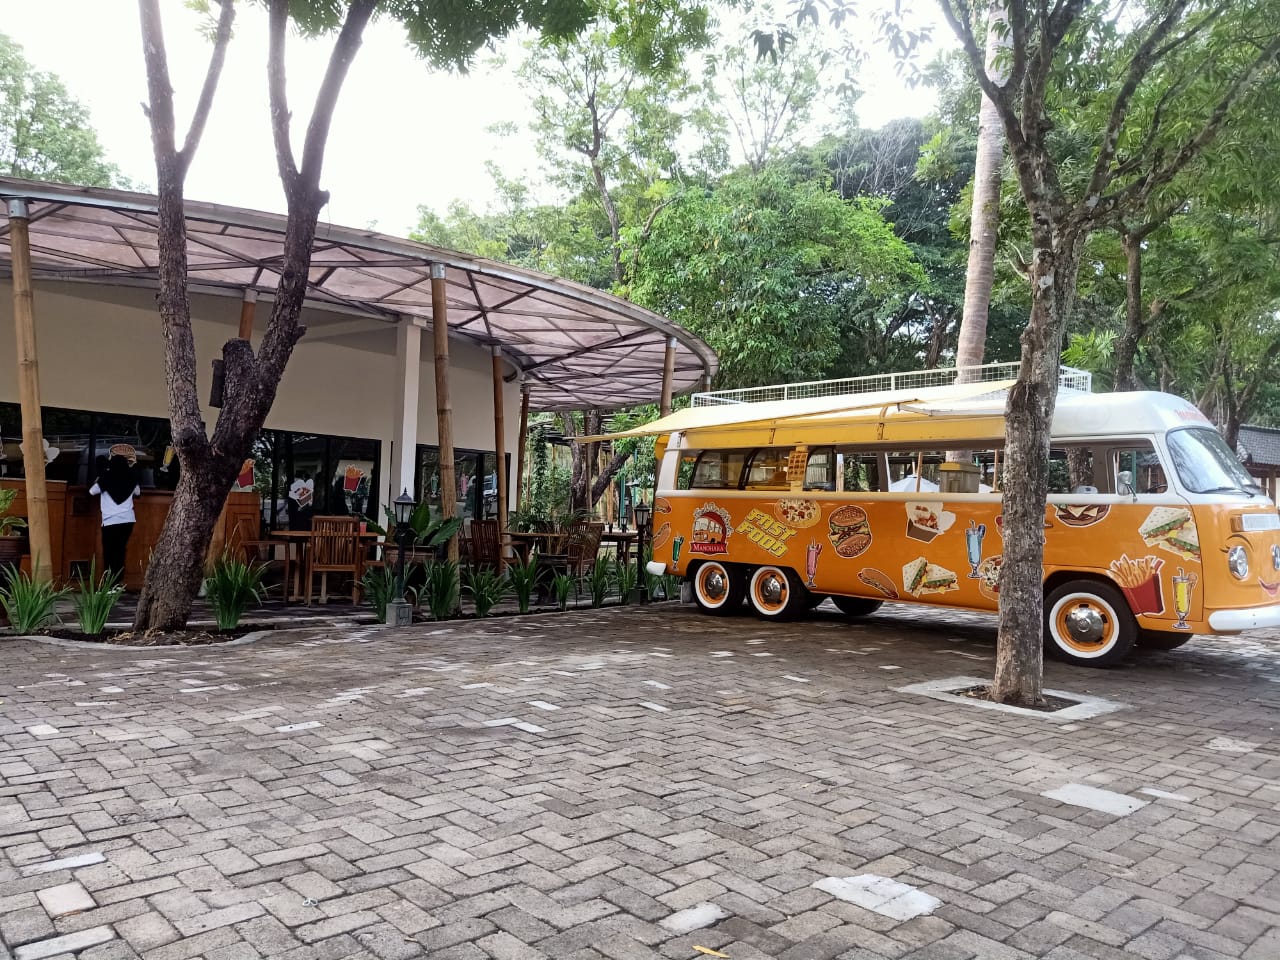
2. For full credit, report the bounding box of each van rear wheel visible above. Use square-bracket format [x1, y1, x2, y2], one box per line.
[1044, 579, 1135, 667]
[691, 561, 743, 615]
[748, 566, 805, 620]
[832, 596, 884, 618]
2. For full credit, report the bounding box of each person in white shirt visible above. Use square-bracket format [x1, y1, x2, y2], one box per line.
[89, 455, 141, 581]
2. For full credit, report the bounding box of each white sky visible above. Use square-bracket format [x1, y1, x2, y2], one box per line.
[6, 1, 951, 238]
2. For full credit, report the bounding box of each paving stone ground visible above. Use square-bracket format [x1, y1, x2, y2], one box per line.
[2, 601, 1279, 960]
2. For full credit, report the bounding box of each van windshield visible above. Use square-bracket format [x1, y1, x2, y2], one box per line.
[1166, 428, 1261, 495]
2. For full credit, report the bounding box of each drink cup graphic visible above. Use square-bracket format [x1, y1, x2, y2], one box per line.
[965, 520, 986, 578]
[1173, 567, 1197, 629]
[805, 539, 823, 587]
[672, 535, 685, 565]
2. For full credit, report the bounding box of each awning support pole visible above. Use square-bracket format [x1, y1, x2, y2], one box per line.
[515, 384, 530, 510]
[661, 336, 677, 417]
[7, 199, 53, 582]
[237, 288, 257, 341]
[492, 347, 509, 570]
[431, 263, 458, 562]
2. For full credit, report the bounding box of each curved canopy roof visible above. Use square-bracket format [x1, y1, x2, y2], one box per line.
[0, 177, 717, 411]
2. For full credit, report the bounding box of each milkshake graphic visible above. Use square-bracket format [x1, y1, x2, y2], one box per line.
[672, 535, 685, 565]
[805, 539, 823, 587]
[965, 520, 986, 578]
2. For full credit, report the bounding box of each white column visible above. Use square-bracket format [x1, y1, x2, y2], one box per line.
[391, 317, 424, 501]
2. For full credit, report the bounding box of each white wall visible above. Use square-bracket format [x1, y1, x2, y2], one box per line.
[0, 280, 522, 507]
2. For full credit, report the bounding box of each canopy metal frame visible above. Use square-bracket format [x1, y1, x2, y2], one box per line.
[0, 178, 717, 411]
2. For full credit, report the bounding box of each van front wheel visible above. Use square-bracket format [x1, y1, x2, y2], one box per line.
[1044, 580, 1135, 667]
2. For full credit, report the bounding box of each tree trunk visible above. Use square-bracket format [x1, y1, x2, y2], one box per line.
[992, 235, 1081, 706]
[1112, 232, 1145, 391]
[954, 13, 1008, 380]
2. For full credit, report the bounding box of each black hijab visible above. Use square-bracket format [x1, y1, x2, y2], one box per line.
[98, 455, 138, 505]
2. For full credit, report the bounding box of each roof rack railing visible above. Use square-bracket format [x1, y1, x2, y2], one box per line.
[690, 362, 1092, 406]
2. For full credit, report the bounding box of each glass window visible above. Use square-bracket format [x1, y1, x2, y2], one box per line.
[329, 436, 377, 519]
[842, 454, 879, 492]
[743, 448, 791, 490]
[1113, 443, 1169, 495]
[675, 453, 697, 491]
[92, 412, 172, 490]
[0, 402, 25, 479]
[804, 448, 836, 491]
[1166, 428, 1260, 495]
[42, 408, 92, 485]
[691, 450, 747, 489]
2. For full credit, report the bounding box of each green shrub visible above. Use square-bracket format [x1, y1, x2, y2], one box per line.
[361, 562, 418, 623]
[423, 559, 460, 621]
[0, 562, 69, 633]
[507, 554, 539, 614]
[72, 560, 123, 636]
[615, 559, 639, 605]
[551, 573, 575, 611]
[587, 556, 612, 608]
[0, 488, 27, 536]
[203, 554, 266, 631]
[464, 567, 509, 618]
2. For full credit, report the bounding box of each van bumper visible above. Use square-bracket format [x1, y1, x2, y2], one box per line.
[645, 560, 666, 578]
[1207, 605, 1280, 632]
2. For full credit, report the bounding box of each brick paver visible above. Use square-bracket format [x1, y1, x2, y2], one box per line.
[2, 602, 1279, 958]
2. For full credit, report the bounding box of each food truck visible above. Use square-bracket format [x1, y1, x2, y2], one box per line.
[597, 366, 1280, 667]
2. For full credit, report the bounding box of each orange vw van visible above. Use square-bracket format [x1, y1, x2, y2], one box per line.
[605, 368, 1280, 667]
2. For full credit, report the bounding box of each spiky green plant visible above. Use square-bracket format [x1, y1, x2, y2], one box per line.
[0, 562, 69, 634]
[464, 567, 509, 618]
[507, 553, 541, 614]
[587, 555, 612, 608]
[551, 572, 575, 612]
[361, 562, 418, 623]
[615, 559, 639, 605]
[72, 560, 123, 636]
[423, 559, 460, 621]
[0, 488, 27, 536]
[203, 554, 266, 631]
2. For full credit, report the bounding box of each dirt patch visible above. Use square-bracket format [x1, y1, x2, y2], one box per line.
[34, 625, 269, 646]
[954, 684, 1080, 713]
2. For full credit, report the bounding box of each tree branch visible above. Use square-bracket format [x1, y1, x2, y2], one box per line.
[177, 0, 235, 178]
[267, 0, 298, 189]
[298, 0, 376, 190]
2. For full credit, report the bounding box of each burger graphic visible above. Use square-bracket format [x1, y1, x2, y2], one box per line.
[827, 505, 873, 559]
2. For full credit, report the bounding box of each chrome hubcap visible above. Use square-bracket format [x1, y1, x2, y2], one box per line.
[760, 574, 785, 605]
[1065, 604, 1106, 644]
[702, 569, 726, 601]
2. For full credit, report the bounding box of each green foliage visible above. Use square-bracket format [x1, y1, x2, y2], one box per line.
[361, 562, 419, 623]
[587, 555, 613, 608]
[506, 554, 540, 614]
[365, 503, 462, 551]
[0, 33, 127, 186]
[0, 563, 68, 634]
[202, 554, 266, 631]
[423, 560, 461, 621]
[72, 561, 123, 636]
[464, 567, 509, 618]
[0, 488, 26, 536]
[551, 572, 576, 611]
[614, 559, 638, 605]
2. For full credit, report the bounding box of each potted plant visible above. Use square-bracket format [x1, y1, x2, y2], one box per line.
[0, 488, 27, 569]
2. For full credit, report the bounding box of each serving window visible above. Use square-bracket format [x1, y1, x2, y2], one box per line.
[743, 448, 791, 490]
[804, 447, 837, 491]
[690, 449, 748, 489]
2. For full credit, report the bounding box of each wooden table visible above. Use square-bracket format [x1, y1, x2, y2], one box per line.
[507, 531, 565, 564]
[600, 529, 639, 566]
[270, 529, 381, 602]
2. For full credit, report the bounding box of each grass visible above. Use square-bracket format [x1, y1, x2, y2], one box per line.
[72, 560, 124, 636]
[203, 554, 267, 631]
[0, 561, 70, 634]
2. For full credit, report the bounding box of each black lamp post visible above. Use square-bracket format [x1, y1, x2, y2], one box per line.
[388, 488, 416, 626]
[634, 498, 651, 604]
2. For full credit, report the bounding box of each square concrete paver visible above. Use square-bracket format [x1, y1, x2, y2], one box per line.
[2, 602, 1279, 960]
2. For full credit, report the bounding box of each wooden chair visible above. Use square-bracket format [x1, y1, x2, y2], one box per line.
[304, 516, 362, 605]
[470, 518, 501, 570]
[229, 517, 283, 586]
[566, 521, 604, 577]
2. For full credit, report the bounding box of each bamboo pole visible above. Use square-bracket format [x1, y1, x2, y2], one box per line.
[7, 199, 53, 582]
[237, 288, 257, 340]
[430, 263, 458, 563]
[660, 336, 677, 417]
[515, 385, 530, 510]
[492, 347, 509, 570]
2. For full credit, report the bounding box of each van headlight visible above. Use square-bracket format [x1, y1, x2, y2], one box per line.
[1228, 545, 1250, 580]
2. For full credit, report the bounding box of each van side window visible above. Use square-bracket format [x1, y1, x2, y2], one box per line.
[804, 448, 836, 491]
[1048, 447, 1097, 494]
[744, 448, 791, 490]
[691, 450, 747, 489]
[1114, 444, 1167, 495]
[675, 454, 697, 491]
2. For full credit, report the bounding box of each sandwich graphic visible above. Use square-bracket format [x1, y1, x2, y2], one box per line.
[1139, 506, 1200, 561]
[902, 556, 959, 597]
